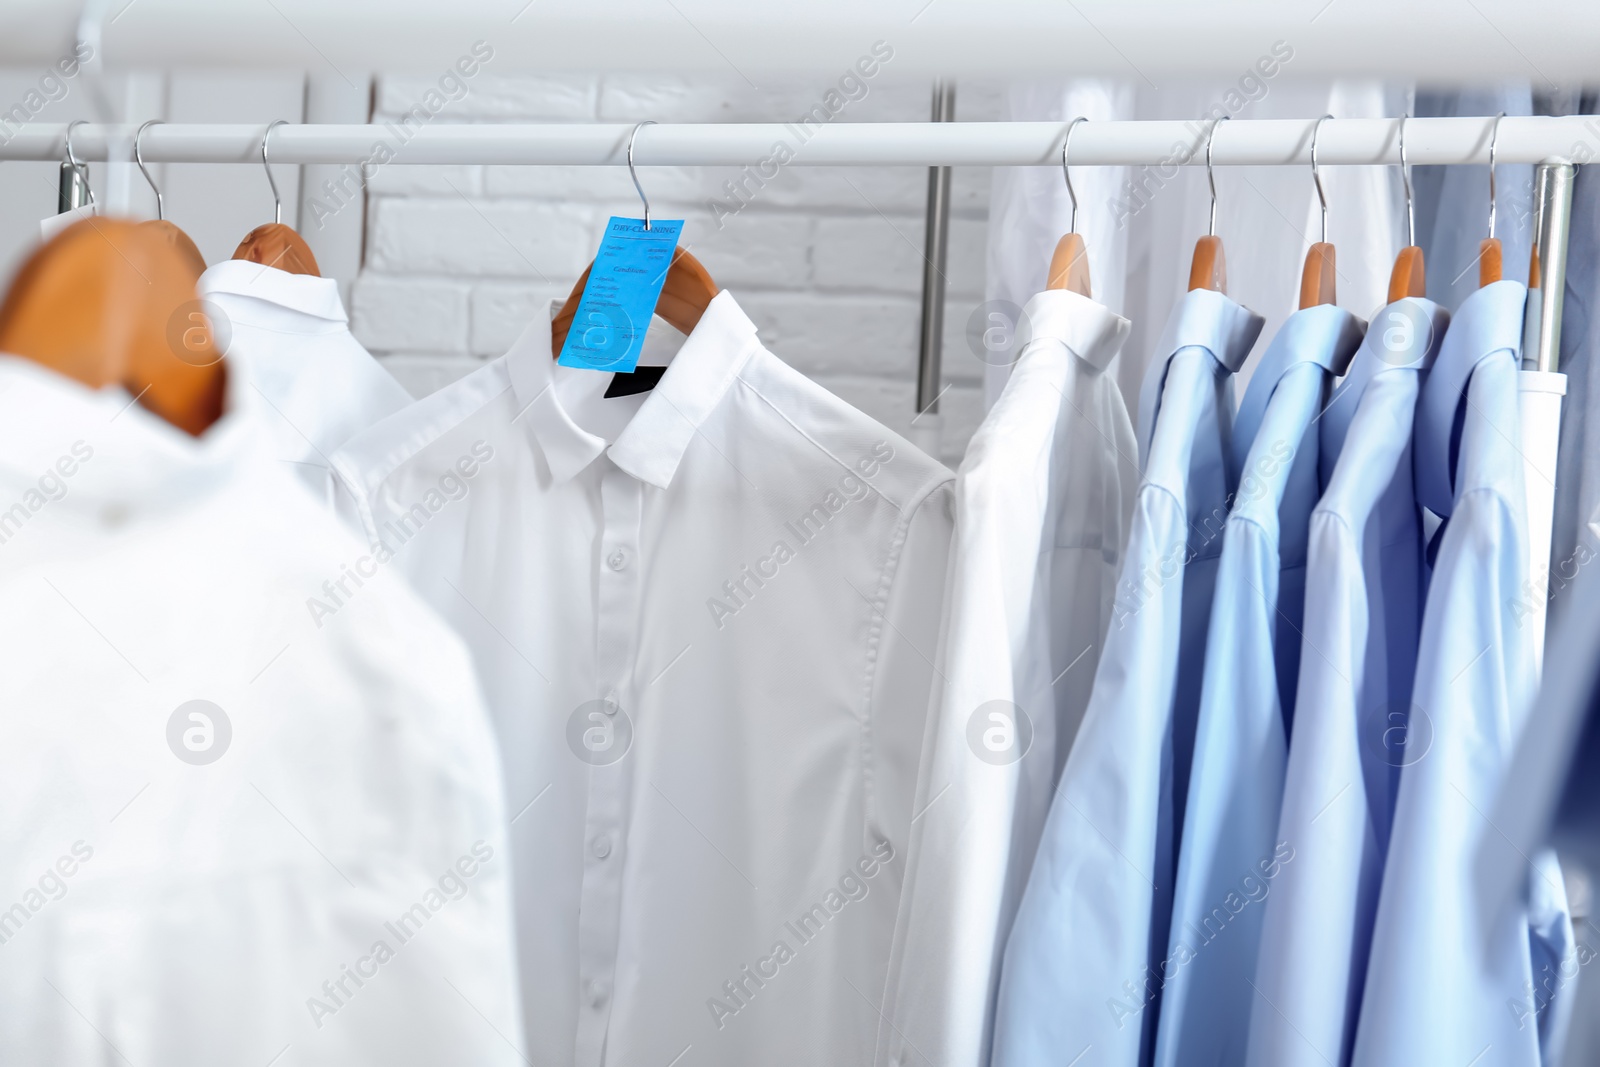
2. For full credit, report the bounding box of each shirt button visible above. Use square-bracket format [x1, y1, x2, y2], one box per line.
[586, 979, 609, 1008]
[590, 833, 612, 859]
[607, 549, 628, 571]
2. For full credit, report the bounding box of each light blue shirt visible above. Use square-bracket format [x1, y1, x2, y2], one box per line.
[992, 288, 1262, 1067]
[1245, 298, 1448, 1067]
[1353, 281, 1571, 1065]
[1153, 304, 1363, 1067]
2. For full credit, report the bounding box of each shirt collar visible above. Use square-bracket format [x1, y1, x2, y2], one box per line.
[1017, 288, 1131, 373]
[0, 352, 264, 522]
[1136, 287, 1265, 463]
[1232, 303, 1365, 475]
[506, 290, 758, 489]
[1414, 279, 1528, 518]
[197, 260, 348, 324]
[1317, 296, 1448, 486]
[505, 309, 608, 484]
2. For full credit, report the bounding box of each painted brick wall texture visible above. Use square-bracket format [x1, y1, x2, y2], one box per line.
[351, 72, 1001, 466]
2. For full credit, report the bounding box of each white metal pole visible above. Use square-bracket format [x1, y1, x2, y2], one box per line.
[1520, 162, 1578, 680]
[2, 117, 1596, 168]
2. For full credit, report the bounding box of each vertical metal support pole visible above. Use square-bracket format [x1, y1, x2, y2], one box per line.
[1519, 160, 1577, 681]
[1526, 161, 1576, 373]
[915, 80, 956, 426]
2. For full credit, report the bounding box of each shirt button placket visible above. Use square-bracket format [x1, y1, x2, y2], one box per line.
[573, 464, 643, 1067]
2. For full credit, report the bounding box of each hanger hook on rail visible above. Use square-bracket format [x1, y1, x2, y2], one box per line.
[260, 119, 289, 225]
[1205, 114, 1230, 237]
[626, 120, 659, 230]
[134, 119, 164, 220]
[1398, 114, 1414, 248]
[1487, 111, 1506, 240]
[1310, 114, 1333, 244]
[63, 119, 95, 210]
[1062, 116, 1087, 234]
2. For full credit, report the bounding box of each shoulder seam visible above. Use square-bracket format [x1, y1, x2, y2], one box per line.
[734, 361, 954, 516]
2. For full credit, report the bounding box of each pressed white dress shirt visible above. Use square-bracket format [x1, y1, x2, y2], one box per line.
[1246, 298, 1449, 1067]
[992, 288, 1263, 1067]
[878, 289, 1137, 1067]
[1154, 304, 1364, 1067]
[333, 291, 955, 1067]
[197, 260, 412, 525]
[0, 357, 522, 1065]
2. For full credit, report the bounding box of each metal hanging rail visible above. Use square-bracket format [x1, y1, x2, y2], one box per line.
[0, 117, 1594, 167]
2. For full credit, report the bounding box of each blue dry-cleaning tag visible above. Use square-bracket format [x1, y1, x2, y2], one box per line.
[557, 216, 684, 373]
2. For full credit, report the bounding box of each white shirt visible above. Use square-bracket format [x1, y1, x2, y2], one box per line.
[878, 289, 1137, 1067]
[992, 288, 1264, 1067]
[332, 291, 955, 1067]
[197, 260, 412, 525]
[0, 357, 522, 1065]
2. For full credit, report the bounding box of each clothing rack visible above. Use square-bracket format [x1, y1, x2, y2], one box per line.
[13, 113, 1580, 491]
[4, 116, 1594, 166]
[13, 114, 1580, 385]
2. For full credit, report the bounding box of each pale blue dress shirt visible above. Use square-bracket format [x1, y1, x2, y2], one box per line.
[1244, 297, 1449, 1067]
[1353, 281, 1571, 1065]
[992, 288, 1262, 1067]
[1152, 304, 1364, 1067]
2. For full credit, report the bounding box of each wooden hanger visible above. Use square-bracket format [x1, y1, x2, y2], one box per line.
[232, 120, 320, 276]
[1189, 116, 1229, 293]
[1479, 112, 1506, 288]
[0, 217, 226, 436]
[1046, 117, 1093, 296]
[1299, 115, 1338, 309]
[552, 248, 717, 355]
[1387, 115, 1428, 302]
[551, 121, 718, 358]
[134, 120, 207, 281]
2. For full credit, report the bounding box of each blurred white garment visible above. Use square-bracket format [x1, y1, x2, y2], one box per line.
[197, 260, 412, 527]
[332, 291, 954, 1067]
[878, 289, 1137, 1067]
[0, 357, 521, 1066]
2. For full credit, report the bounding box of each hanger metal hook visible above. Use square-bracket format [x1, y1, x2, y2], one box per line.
[261, 119, 289, 225]
[1398, 114, 1415, 248]
[1310, 114, 1333, 244]
[1062, 116, 1087, 233]
[1205, 115, 1230, 237]
[63, 119, 95, 209]
[1487, 111, 1506, 240]
[627, 120, 658, 230]
[134, 119, 164, 220]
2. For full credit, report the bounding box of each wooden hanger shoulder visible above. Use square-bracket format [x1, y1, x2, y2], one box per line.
[144, 219, 206, 280]
[1188, 235, 1227, 294]
[551, 246, 718, 357]
[1478, 237, 1503, 287]
[1046, 232, 1092, 296]
[1387, 246, 1427, 302]
[0, 217, 226, 435]
[233, 222, 320, 276]
[1298, 241, 1337, 308]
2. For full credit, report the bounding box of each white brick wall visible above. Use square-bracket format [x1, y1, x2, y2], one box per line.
[352, 73, 1000, 465]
